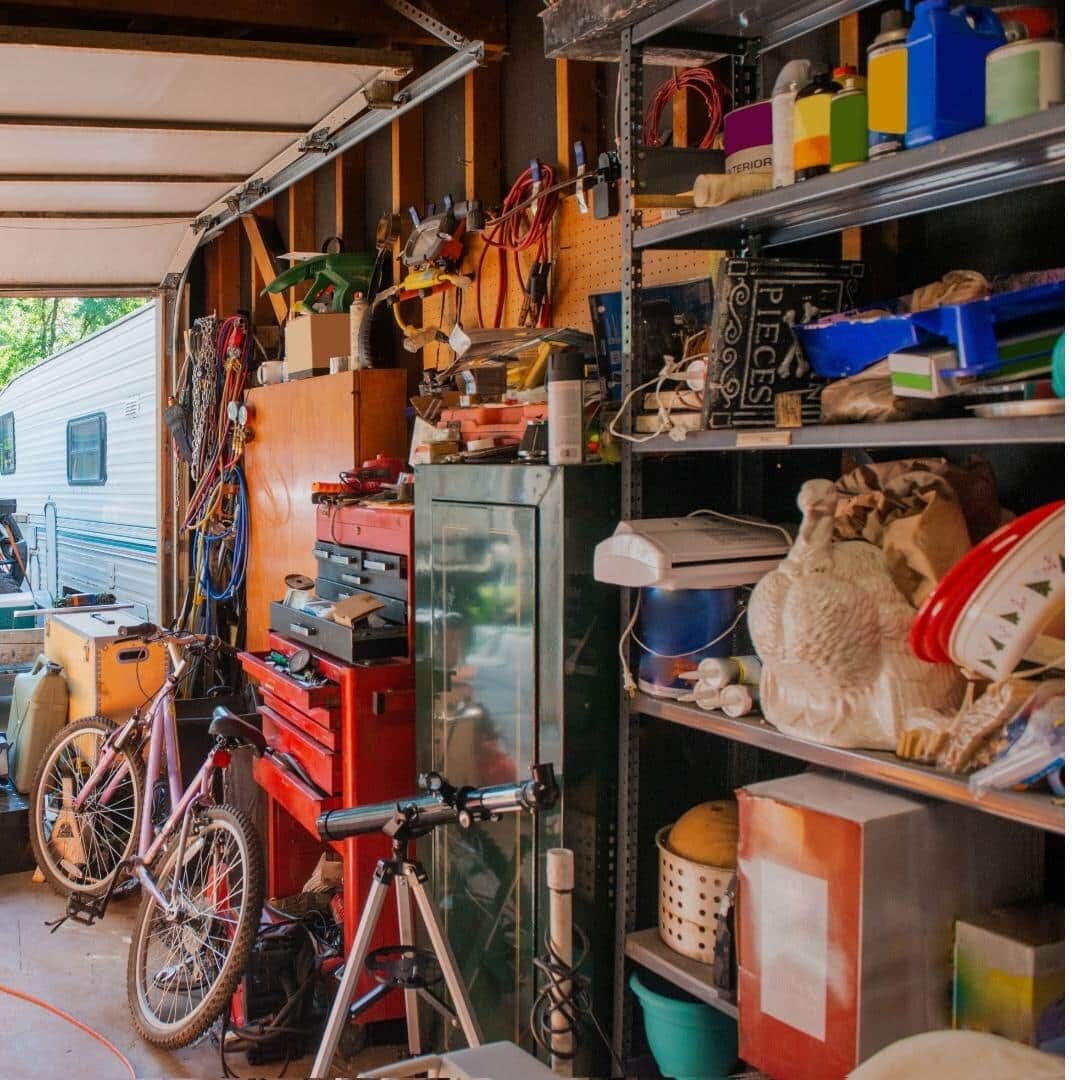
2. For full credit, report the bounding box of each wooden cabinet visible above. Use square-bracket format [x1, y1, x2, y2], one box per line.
[243, 369, 406, 649]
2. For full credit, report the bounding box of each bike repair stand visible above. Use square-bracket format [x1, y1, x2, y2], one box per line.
[310, 811, 484, 1080]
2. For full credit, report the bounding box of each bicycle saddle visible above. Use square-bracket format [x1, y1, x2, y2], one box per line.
[209, 706, 267, 754]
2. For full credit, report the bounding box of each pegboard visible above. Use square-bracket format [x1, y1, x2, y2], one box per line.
[420, 200, 718, 371]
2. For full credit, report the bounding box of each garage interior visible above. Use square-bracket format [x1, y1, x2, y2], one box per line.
[0, 1, 1068, 1078]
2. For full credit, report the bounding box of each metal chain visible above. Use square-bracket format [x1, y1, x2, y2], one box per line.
[189, 316, 220, 483]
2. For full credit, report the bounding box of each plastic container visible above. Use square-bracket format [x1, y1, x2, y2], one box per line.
[635, 587, 737, 698]
[629, 970, 739, 1080]
[985, 38, 1065, 126]
[867, 9, 909, 159]
[830, 66, 868, 171]
[793, 68, 840, 181]
[6, 655, 68, 793]
[905, 0, 1005, 148]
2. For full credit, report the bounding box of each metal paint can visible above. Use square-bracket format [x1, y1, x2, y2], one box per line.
[722, 100, 772, 180]
[867, 9, 908, 159]
[830, 68, 868, 172]
[985, 38, 1064, 125]
[793, 69, 840, 181]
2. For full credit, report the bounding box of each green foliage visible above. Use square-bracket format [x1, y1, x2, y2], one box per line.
[0, 296, 147, 388]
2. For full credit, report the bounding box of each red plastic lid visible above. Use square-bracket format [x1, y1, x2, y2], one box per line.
[832, 65, 858, 77]
[909, 499, 1065, 663]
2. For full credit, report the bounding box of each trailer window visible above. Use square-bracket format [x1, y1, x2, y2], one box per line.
[67, 412, 107, 485]
[0, 413, 13, 474]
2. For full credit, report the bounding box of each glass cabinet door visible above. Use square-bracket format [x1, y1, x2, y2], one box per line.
[426, 500, 538, 1046]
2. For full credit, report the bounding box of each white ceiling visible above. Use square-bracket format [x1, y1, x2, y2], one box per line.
[0, 33, 408, 292]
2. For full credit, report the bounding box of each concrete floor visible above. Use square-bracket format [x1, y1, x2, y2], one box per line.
[0, 871, 400, 1079]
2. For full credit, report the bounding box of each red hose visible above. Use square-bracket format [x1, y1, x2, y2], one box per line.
[0, 983, 137, 1079]
[644, 67, 729, 149]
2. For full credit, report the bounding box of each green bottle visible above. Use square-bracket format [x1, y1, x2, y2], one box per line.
[829, 66, 868, 172]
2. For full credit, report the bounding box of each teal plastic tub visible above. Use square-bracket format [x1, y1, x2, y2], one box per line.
[629, 970, 738, 1079]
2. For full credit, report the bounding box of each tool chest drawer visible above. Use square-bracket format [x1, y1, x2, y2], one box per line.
[253, 752, 340, 842]
[315, 502, 412, 556]
[239, 650, 342, 714]
[314, 577, 407, 624]
[259, 705, 340, 795]
[260, 688, 339, 749]
[313, 541, 408, 600]
[270, 602, 408, 664]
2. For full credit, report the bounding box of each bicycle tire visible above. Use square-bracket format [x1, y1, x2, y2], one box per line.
[126, 803, 264, 1049]
[29, 715, 145, 897]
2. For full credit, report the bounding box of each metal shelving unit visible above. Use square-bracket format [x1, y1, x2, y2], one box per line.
[636, 107, 1064, 250]
[595, 0, 1068, 1063]
[631, 413, 1065, 453]
[626, 929, 738, 1018]
[633, 694, 1065, 834]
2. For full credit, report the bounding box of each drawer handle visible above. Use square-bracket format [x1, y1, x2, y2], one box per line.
[342, 572, 367, 586]
[329, 553, 358, 566]
[289, 622, 316, 638]
[363, 559, 389, 571]
[314, 549, 328, 560]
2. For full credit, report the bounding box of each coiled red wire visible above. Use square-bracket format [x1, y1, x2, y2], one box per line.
[644, 67, 728, 149]
[476, 162, 559, 328]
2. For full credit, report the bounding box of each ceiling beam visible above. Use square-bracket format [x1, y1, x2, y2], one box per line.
[0, 173, 248, 183]
[2, 0, 506, 49]
[0, 25, 413, 69]
[0, 115, 311, 135]
[0, 210, 196, 219]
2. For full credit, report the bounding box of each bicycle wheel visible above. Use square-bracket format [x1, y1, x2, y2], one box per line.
[127, 803, 264, 1048]
[29, 716, 144, 896]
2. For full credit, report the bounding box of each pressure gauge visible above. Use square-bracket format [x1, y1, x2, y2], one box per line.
[226, 401, 248, 426]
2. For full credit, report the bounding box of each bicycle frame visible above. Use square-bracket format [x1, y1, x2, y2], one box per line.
[69, 640, 229, 906]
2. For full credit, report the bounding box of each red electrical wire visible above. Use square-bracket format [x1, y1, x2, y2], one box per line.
[476, 162, 559, 329]
[644, 67, 729, 149]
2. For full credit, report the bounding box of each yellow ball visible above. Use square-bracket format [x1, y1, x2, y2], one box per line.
[667, 800, 739, 868]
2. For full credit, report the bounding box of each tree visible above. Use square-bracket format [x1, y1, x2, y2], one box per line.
[0, 295, 147, 388]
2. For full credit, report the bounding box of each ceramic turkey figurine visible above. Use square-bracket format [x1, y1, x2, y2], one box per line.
[748, 479, 965, 749]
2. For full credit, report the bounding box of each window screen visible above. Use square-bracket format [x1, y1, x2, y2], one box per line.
[67, 412, 107, 485]
[0, 413, 13, 474]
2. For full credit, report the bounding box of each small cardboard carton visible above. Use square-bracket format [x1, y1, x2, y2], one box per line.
[954, 904, 1065, 1046]
[285, 312, 351, 380]
[735, 772, 1043, 1080]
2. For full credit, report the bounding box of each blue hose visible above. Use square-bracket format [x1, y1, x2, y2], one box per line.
[198, 464, 249, 616]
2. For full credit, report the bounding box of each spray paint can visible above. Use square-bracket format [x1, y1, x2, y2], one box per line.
[830, 67, 868, 171]
[546, 348, 584, 464]
[771, 59, 813, 189]
[793, 67, 840, 182]
[867, 9, 909, 159]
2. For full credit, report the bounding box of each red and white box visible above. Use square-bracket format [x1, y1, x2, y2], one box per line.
[735, 772, 1043, 1080]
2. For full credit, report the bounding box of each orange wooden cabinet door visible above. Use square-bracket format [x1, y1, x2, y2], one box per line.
[243, 369, 407, 649]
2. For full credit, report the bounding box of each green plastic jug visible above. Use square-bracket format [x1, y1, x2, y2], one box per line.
[7, 655, 68, 793]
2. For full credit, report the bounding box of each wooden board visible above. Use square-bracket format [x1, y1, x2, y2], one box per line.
[243, 368, 407, 650]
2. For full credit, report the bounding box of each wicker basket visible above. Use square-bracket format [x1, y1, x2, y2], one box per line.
[656, 825, 735, 963]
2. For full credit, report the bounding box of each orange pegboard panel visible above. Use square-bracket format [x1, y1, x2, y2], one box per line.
[420, 199, 720, 372]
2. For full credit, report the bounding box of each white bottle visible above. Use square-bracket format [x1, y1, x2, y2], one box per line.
[771, 60, 814, 189]
[547, 348, 584, 464]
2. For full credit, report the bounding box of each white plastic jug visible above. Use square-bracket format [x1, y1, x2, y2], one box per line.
[7, 654, 68, 793]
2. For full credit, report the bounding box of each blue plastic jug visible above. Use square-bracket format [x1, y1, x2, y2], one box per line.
[905, 0, 1005, 148]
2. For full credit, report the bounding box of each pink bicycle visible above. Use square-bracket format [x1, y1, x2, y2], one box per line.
[29, 624, 282, 1048]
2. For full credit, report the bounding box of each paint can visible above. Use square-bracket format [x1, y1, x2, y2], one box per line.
[985, 38, 1064, 126]
[722, 100, 772, 180]
[867, 9, 909, 159]
[830, 67, 868, 172]
[635, 587, 737, 699]
[793, 67, 840, 182]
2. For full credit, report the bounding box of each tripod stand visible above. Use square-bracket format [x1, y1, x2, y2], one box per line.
[310, 766, 557, 1080]
[311, 835, 482, 1080]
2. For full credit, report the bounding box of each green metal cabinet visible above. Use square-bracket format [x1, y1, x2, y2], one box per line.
[414, 464, 620, 1074]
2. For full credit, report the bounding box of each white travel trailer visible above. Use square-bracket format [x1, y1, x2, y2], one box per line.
[0, 301, 159, 619]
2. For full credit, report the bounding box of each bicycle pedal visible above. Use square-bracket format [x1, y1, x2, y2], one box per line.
[65, 891, 109, 926]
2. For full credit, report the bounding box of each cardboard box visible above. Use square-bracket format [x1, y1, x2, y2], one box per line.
[285, 313, 351, 379]
[735, 772, 1043, 1080]
[889, 344, 959, 398]
[954, 904, 1065, 1047]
